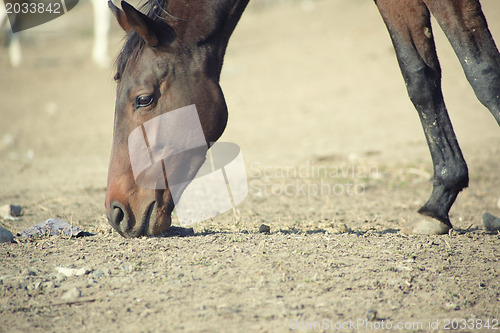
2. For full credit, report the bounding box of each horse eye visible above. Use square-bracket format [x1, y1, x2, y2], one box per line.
[135, 95, 154, 109]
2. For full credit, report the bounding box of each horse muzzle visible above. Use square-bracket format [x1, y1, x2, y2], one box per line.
[106, 190, 173, 237]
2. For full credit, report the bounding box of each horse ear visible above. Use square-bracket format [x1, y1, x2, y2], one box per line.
[120, 1, 159, 46]
[108, 1, 132, 33]
[108, 1, 159, 46]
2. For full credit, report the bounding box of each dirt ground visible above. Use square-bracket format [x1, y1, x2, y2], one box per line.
[1, 0, 500, 332]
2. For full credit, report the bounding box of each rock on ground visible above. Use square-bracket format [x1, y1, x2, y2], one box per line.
[0, 226, 14, 243]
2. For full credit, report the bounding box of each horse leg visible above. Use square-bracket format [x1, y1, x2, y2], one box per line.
[424, 0, 500, 125]
[0, 1, 22, 67]
[91, 0, 110, 67]
[7, 31, 21, 67]
[376, 0, 468, 234]
[0, 0, 6, 28]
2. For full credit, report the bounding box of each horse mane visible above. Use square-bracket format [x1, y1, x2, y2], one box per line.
[115, 0, 169, 79]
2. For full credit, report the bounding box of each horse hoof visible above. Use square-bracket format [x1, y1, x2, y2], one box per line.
[401, 217, 451, 235]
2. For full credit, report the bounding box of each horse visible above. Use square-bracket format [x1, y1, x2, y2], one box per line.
[0, 0, 110, 67]
[105, 0, 500, 237]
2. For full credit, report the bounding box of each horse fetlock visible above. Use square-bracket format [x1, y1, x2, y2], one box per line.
[433, 163, 469, 191]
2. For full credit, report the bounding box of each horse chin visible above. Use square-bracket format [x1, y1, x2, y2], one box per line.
[145, 200, 172, 236]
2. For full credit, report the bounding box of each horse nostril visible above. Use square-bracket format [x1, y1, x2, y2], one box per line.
[109, 201, 128, 233]
[113, 206, 124, 223]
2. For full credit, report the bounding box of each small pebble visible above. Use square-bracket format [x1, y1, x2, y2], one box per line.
[337, 223, 349, 233]
[92, 269, 104, 279]
[445, 302, 460, 311]
[87, 279, 97, 287]
[497, 197, 500, 210]
[366, 309, 378, 321]
[27, 281, 42, 294]
[258, 224, 270, 234]
[0, 226, 14, 243]
[482, 212, 500, 231]
[120, 265, 133, 273]
[55, 266, 89, 278]
[0, 204, 22, 219]
[22, 267, 38, 276]
[60, 287, 81, 301]
[42, 281, 56, 292]
[17, 280, 28, 290]
[54, 273, 67, 282]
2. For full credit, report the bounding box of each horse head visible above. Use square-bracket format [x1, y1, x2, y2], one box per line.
[105, 0, 247, 237]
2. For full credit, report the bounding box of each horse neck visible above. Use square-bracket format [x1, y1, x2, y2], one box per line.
[166, 0, 250, 80]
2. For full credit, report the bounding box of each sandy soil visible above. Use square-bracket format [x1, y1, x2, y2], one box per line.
[1, 0, 499, 332]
